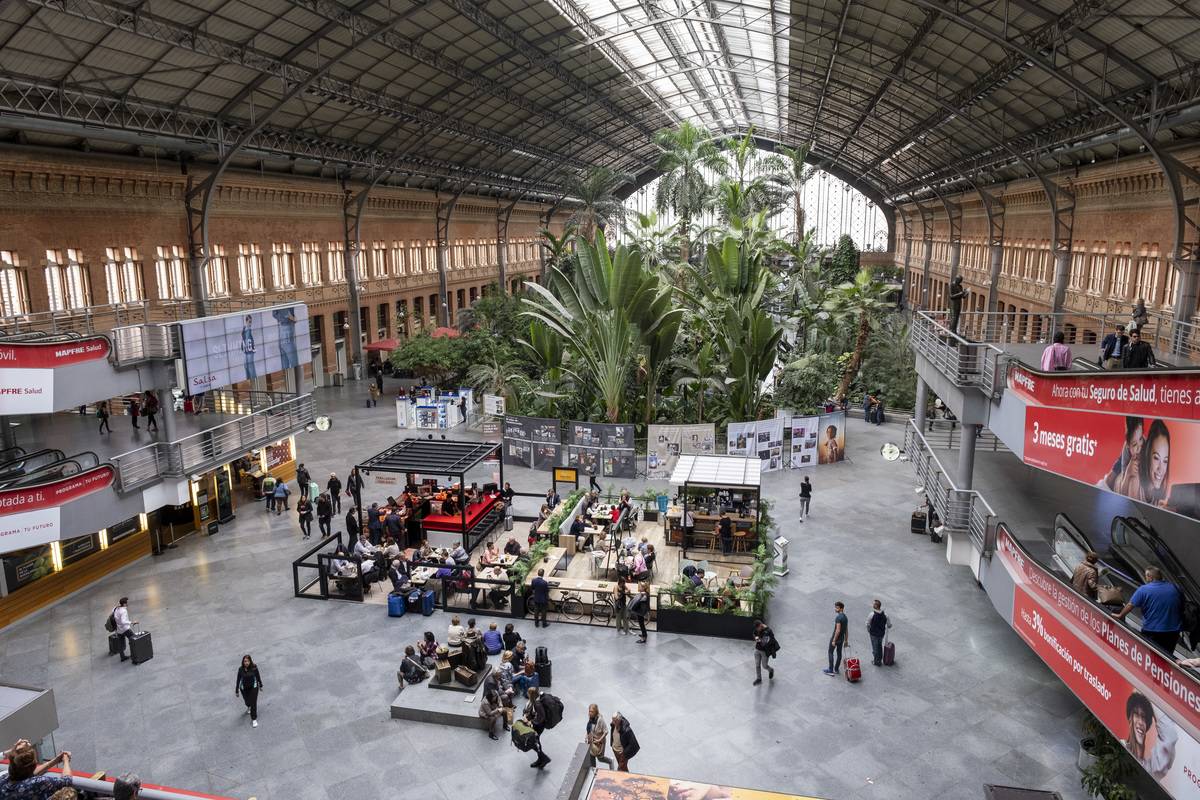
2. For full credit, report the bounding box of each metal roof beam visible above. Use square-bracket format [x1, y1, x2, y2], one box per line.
[807, 0, 853, 146]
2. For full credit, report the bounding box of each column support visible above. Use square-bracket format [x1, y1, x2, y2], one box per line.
[157, 389, 177, 442]
[341, 181, 366, 376]
[1040, 176, 1076, 339]
[897, 206, 913, 308]
[917, 201, 933, 310]
[958, 423, 979, 490]
[183, 172, 211, 319]
[497, 201, 517, 294]
[914, 375, 928, 433]
[436, 193, 457, 327]
[977, 182, 1006, 339]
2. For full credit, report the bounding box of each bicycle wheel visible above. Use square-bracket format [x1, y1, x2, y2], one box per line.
[560, 595, 584, 620]
[590, 597, 614, 624]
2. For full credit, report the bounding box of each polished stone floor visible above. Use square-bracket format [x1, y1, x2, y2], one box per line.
[0, 384, 1092, 800]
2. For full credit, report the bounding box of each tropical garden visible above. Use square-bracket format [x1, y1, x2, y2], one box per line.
[390, 122, 916, 429]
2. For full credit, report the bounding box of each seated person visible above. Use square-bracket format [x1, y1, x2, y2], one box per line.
[481, 565, 509, 608]
[388, 559, 411, 592]
[511, 640, 529, 669]
[622, 533, 638, 551]
[511, 661, 540, 696]
[417, 539, 434, 561]
[418, 631, 439, 668]
[502, 623, 521, 652]
[447, 616, 466, 647]
[441, 495, 460, 517]
[398, 646, 428, 685]
[503, 537, 523, 557]
[0, 739, 73, 798]
[491, 655, 516, 702]
[330, 546, 354, 577]
[435, 557, 456, 580]
[481, 542, 501, 566]
[689, 568, 705, 588]
[570, 515, 586, 541]
[381, 536, 401, 561]
[500, 482, 515, 502]
[463, 618, 480, 640]
[354, 533, 377, 559]
[451, 544, 470, 566]
[637, 536, 650, 554]
[482, 622, 504, 655]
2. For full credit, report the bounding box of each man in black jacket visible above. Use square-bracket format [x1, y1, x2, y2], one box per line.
[1122, 329, 1156, 369]
[753, 620, 777, 685]
[1100, 325, 1128, 370]
[327, 473, 343, 513]
[867, 599, 891, 666]
[610, 713, 639, 772]
[296, 463, 311, 500]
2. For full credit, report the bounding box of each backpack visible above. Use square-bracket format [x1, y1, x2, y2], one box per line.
[511, 719, 538, 751]
[765, 632, 781, 657]
[104, 608, 117, 633]
[540, 693, 564, 729]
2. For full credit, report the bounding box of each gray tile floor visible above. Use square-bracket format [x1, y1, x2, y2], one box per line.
[0, 385, 1092, 800]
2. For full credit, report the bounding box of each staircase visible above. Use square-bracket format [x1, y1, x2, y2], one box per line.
[919, 419, 1010, 453]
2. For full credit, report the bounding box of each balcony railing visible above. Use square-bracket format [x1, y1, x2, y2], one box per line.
[910, 311, 1006, 397]
[111, 394, 315, 492]
[904, 420, 997, 555]
[110, 323, 178, 364]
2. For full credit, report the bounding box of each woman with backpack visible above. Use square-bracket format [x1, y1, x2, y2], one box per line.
[610, 712, 639, 772]
[235, 654, 264, 728]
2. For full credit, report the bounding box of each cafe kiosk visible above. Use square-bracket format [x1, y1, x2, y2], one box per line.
[354, 438, 503, 552]
[666, 455, 761, 558]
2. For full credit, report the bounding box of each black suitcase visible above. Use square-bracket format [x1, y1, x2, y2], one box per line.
[129, 630, 154, 664]
[537, 658, 552, 688]
[535, 645, 549, 664]
[108, 633, 123, 655]
[910, 510, 927, 535]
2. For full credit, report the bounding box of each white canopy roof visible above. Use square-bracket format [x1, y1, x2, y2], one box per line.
[669, 455, 761, 489]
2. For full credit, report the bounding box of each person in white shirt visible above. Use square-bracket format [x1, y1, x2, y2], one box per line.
[354, 533, 377, 559]
[111, 597, 137, 663]
[447, 616, 467, 647]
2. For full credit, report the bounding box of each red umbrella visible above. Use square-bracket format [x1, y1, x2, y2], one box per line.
[431, 326, 461, 339]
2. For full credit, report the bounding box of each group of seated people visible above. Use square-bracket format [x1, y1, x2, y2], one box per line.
[360, 481, 501, 546]
[398, 620, 525, 683]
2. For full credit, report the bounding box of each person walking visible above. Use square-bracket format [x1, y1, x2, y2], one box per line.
[612, 575, 630, 636]
[110, 597, 137, 663]
[610, 712, 640, 772]
[530, 569, 550, 628]
[296, 463, 311, 500]
[1100, 325, 1128, 369]
[316, 493, 333, 538]
[631, 581, 651, 643]
[1040, 331, 1073, 371]
[1123, 329, 1157, 369]
[263, 475, 277, 513]
[128, 397, 140, 429]
[368, 383, 380, 408]
[296, 496, 313, 540]
[97, 402, 111, 434]
[1072, 552, 1100, 600]
[1114, 567, 1183, 654]
[235, 654, 263, 728]
[142, 391, 159, 433]
[272, 480, 290, 516]
[823, 601, 849, 676]
[718, 512, 733, 555]
[347, 467, 364, 510]
[585, 704, 615, 767]
[798, 476, 812, 522]
[867, 600, 891, 667]
[345, 507, 360, 540]
[327, 473, 342, 514]
[752, 620, 777, 685]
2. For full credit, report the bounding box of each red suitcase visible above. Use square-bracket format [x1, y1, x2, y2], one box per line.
[844, 656, 862, 683]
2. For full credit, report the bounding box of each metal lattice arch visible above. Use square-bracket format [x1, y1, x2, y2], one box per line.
[4, 0, 1200, 325]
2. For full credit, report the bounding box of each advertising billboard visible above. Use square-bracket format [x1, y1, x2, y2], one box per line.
[1023, 405, 1200, 523]
[788, 416, 819, 468]
[997, 528, 1200, 798]
[0, 465, 116, 553]
[816, 410, 847, 464]
[1010, 363, 1200, 423]
[0, 336, 110, 414]
[178, 304, 311, 394]
[587, 770, 824, 800]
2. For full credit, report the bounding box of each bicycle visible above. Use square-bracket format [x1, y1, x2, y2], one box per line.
[557, 592, 614, 624]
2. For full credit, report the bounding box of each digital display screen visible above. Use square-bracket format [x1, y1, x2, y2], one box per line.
[179, 304, 312, 394]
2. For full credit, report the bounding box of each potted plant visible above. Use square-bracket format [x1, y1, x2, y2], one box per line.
[638, 488, 662, 522]
[1078, 713, 1137, 800]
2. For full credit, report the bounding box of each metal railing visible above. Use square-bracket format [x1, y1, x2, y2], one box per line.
[111, 394, 315, 492]
[904, 420, 997, 555]
[910, 311, 1006, 397]
[945, 309, 1199, 364]
[918, 419, 1010, 453]
[110, 322, 177, 364]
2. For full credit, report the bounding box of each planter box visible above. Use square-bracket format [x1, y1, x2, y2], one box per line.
[643, 510, 660, 522]
[656, 605, 759, 639]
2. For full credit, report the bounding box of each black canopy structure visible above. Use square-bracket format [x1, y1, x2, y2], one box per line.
[355, 438, 503, 551]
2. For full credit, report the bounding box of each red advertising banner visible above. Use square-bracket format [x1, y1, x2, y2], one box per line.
[0, 465, 115, 516]
[1023, 404, 1200, 523]
[1009, 363, 1200, 422]
[0, 337, 110, 368]
[998, 529, 1200, 797]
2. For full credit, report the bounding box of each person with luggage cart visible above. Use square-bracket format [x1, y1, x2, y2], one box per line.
[867, 600, 893, 666]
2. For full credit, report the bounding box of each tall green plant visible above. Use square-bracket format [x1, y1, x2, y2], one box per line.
[824, 268, 894, 402]
[654, 121, 727, 261]
[561, 166, 631, 241]
[760, 143, 815, 245]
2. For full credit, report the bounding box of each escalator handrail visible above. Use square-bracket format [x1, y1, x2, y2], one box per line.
[0, 449, 66, 478]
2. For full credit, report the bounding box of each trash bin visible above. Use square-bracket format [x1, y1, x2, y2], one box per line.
[351, 362, 362, 381]
[332, 373, 344, 387]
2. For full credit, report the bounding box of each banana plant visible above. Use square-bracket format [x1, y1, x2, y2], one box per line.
[674, 341, 724, 422]
[719, 305, 784, 420]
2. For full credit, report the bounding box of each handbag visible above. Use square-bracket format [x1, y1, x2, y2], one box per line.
[1097, 583, 1124, 605]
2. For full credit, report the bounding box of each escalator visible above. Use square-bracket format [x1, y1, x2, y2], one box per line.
[0, 452, 101, 490]
[0, 449, 67, 482]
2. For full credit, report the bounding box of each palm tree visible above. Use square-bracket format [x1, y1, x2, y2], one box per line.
[712, 128, 783, 223]
[654, 121, 727, 261]
[625, 211, 680, 272]
[674, 341, 724, 422]
[760, 143, 815, 245]
[561, 166, 631, 241]
[539, 225, 576, 282]
[823, 268, 895, 402]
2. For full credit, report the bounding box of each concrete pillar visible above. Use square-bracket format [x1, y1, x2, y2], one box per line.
[157, 389, 177, 442]
[915, 376, 929, 433]
[958, 423, 979, 490]
[985, 243, 1003, 337]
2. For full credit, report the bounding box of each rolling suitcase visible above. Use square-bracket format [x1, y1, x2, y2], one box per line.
[844, 655, 861, 683]
[388, 592, 406, 617]
[882, 639, 896, 666]
[536, 658, 552, 688]
[535, 646, 549, 663]
[420, 589, 436, 616]
[108, 633, 123, 655]
[406, 589, 422, 612]
[129, 629, 153, 665]
[910, 510, 927, 535]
